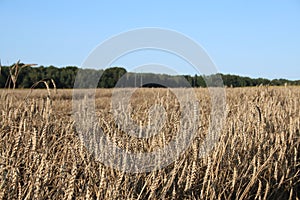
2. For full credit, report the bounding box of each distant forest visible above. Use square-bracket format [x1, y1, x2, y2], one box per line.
[0, 63, 299, 89]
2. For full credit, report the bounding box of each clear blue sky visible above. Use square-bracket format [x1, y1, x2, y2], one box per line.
[1, 0, 299, 80]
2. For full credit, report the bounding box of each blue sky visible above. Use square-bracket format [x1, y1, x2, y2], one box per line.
[1, 0, 299, 80]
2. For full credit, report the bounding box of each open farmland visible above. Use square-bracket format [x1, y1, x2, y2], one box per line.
[0, 87, 299, 199]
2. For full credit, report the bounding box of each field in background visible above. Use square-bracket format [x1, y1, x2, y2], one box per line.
[0, 87, 299, 199]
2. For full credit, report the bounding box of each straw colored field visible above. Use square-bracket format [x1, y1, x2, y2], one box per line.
[0, 87, 299, 199]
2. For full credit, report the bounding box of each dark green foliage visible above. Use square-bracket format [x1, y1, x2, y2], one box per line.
[98, 67, 126, 88]
[0, 65, 79, 89]
[0, 64, 299, 88]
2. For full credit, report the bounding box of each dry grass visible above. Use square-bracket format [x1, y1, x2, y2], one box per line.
[0, 86, 299, 199]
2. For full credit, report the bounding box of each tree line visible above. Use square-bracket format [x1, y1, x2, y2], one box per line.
[0, 63, 299, 89]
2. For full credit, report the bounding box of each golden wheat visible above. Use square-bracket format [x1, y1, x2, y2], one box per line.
[0, 86, 299, 199]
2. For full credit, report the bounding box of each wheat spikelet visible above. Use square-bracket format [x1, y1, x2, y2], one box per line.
[0, 181, 6, 200]
[98, 166, 106, 192]
[32, 127, 37, 152]
[257, 145, 262, 168]
[11, 119, 23, 158]
[232, 166, 237, 189]
[11, 168, 18, 192]
[200, 156, 211, 198]
[18, 182, 22, 200]
[41, 125, 47, 151]
[65, 151, 77, 200]
[184, 166, 191, 192]
[190, 161, 197, 186]
[85, 179, 92, 200]
[274, 161, 278, 181]
[33, 156, 45, 199]
[115, 172, 124, 191]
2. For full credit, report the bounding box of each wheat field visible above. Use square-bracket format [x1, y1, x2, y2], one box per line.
[0, 86, 299, 199]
